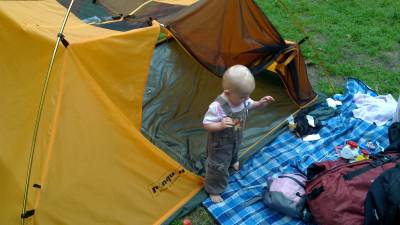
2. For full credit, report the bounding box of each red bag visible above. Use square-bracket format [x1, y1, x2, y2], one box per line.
[305, 152, 400, 225]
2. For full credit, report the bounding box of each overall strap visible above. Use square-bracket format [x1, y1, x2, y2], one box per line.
[214, 95, 251, 117]
[215, 95, 233, 115]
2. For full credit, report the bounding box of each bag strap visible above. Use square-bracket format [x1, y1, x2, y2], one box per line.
[244, 196, 264, 207]
[278, 175, 306, 188]
[343, 154, 400, 180]
[306, 186, 325, 200]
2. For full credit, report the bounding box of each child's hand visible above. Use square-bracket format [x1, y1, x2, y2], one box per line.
[220, 117, 235, 129]
[258, 96, 275, 107]
[203, 117, 235, 132]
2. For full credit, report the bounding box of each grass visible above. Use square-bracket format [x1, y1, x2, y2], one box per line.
[256, 0, 400, 97]
[172, 0, 399, 224]
[170, 207, 217, 225]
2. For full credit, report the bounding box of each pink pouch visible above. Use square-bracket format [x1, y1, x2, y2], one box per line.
[264, 173, 307, 218]
[269, 173, 306, 203]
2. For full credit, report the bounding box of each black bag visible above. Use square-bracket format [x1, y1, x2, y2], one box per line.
[293, 111, 322, 137]
[387, 122, 400, 151]
[388, 122, 400, 143]
[364, 164, 400, 225]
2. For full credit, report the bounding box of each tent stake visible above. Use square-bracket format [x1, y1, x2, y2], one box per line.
[21, 0, 75, 224]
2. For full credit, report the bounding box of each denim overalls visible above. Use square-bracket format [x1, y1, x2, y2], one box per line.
[204, 95, 249, 194]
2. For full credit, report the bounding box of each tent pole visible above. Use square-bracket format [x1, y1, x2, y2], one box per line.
[21, 0, 75, 224]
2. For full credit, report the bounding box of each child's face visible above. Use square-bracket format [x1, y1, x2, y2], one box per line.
[226, 91, 250, 107]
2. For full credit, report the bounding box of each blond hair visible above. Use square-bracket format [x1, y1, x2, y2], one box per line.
[222, 65, 255, 94]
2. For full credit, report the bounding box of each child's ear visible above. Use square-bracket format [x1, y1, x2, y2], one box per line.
[223, 90, 230, 95]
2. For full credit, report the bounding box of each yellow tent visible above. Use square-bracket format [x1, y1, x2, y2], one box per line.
[0, 1, 202, 225]
[1, 0, 316, 224]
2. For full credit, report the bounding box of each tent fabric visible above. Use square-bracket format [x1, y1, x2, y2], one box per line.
[57, 0, 195, 31]
[142, 40, 298, 174]
[203, 79, 391, 225]
[57, 0, 114, 20]
[1, 1, 320, 225]
[0, 1, 203, 225]
[161, 0, 316, 106]
[96, 0, 197, 16]
[58, 0, 317, 106]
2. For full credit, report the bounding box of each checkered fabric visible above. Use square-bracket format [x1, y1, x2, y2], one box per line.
[203, 79, 392, 225]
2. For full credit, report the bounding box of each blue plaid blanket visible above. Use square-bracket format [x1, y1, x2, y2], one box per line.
[203, 79, 392, 225]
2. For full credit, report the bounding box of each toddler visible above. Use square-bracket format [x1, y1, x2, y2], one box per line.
[203, 65, 274, 203]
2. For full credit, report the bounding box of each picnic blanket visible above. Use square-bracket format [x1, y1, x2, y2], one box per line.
[203, 79, 392, 225]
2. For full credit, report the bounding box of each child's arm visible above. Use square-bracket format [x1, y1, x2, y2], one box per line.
[204, 117, 235, 132]
[251, 96, 275, 109]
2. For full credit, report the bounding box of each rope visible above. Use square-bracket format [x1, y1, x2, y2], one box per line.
[129, 0, 153, 16]
[276, 0, 337, 93]
[85, 0, 153, 25]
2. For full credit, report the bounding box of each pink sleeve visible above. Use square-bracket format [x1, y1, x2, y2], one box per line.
[203, 102, 225, 124]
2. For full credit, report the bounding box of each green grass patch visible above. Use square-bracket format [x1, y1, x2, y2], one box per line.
[256, 0, 400, 97]
[170, 207, 216, 225]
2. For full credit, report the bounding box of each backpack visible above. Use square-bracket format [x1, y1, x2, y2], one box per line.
[305, 122, 400, 225]
[245, 173, 307, 219]
[305, 151, 400, 225]
[364, 163, 400, 225]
